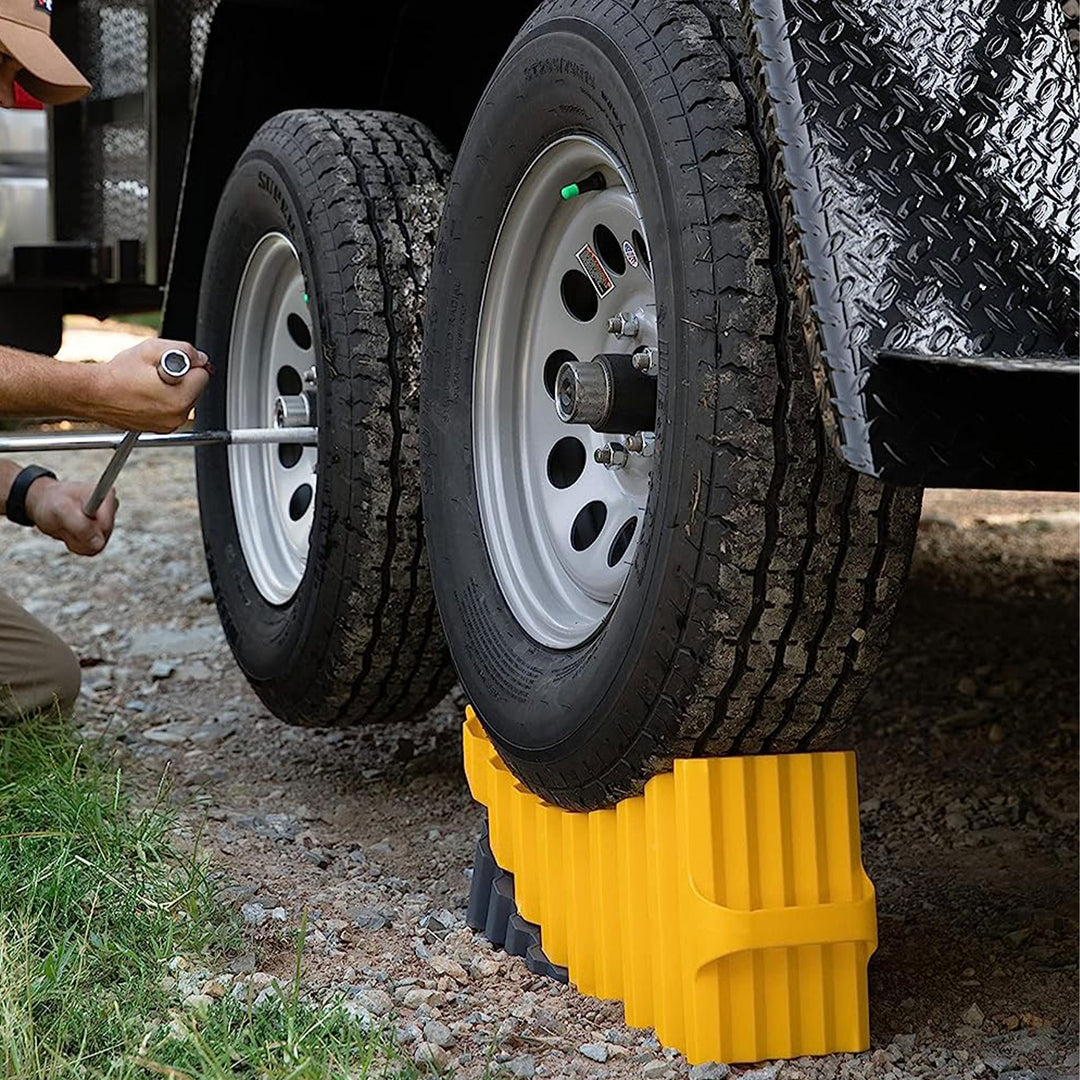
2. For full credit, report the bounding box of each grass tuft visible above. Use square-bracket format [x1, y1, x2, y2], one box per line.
[0, 712, 425, 1079]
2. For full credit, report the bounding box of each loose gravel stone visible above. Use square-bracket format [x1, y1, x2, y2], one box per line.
[403, 987, 445, 1009]
[688, 1064, 729, 1080]
[738, 1066, 777, 1080]
[504, 1055, 537, 1078]
[413, 1042, 450, 1069]
[963, 1003, 986, 1028]
[579, 1044, 607, 1063]
[423, 1020, 454, 1048]
[642, 1063, 672, 1079]
[240, 902, 267, 926]
[353, 987, 392, 1017]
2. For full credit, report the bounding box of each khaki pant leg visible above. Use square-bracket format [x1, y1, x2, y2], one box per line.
[0, 588, 81, 718]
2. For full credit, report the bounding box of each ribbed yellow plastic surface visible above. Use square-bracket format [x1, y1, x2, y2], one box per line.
[462, 709, 877, 1065]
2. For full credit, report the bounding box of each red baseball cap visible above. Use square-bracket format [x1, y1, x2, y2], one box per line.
[1, 0, 91, 105]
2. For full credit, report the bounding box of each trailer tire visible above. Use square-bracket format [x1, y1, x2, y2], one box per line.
[420, 0, 921, 809]
[195, 108, 454, 727]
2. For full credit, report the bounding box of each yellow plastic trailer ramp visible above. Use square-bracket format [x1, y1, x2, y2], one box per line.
[462, 709, 877, 1065]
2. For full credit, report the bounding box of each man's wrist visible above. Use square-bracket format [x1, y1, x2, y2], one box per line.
[66, 361, 105, 422]
[23, 472, 57, 525]
[7, 466, 57, 526]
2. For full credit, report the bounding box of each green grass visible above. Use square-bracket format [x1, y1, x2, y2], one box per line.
[0, 713, 426, 1079]
[111, 312, 163, 332]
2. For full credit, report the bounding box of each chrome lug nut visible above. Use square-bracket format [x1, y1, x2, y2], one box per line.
[594, 441, 629, 469]
[632, 346, 657, 375]
[624, 432, 646, 453]
[607, 312, 640, 338]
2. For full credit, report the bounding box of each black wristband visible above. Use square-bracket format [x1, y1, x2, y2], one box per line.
[6, 465, 57, 527]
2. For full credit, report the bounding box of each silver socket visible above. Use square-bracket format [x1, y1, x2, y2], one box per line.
[555, 360, 612, 426]
[157, 348, 192, 385]
[274, 393, 313, 429]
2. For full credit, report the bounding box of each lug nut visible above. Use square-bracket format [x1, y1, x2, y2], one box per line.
[594, 442, 629, 469]
[607, 312, 640, 338]
[632, 346, 656, 375]
[624, 433, 645, 453]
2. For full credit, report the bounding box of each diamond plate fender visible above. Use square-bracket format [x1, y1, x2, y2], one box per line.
[741, 0, 1079, 486]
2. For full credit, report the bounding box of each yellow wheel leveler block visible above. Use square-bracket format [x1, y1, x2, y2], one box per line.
[462, 710, 878, 1065]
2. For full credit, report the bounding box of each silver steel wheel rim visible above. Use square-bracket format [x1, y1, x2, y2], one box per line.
[228, 232, 317, 605]
[474, 135, 657, 649]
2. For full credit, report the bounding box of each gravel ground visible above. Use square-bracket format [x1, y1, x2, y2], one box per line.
[2, 372, 1076, 1078]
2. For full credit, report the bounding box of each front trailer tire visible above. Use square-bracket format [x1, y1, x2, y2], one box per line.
[196, 109, 454, 728]
[420, 1, 921, 809]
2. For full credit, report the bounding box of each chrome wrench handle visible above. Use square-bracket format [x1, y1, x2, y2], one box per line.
[82, 349, 193, 517]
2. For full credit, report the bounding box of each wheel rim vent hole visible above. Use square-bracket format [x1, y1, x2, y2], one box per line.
[547, 437, 586, 489]
[278, 443, 303, 469]
[277, 366, 302, 396]
[593, 224, 625, 276]
[561, 269, 598, 322]
[607, 516, 637, 567]
[571, 500, 607, 551]
[631, 229, 651, 275]
[289, 483, 313, 521]
[287, 313, 312, 351]
[544, 350, 577, 399]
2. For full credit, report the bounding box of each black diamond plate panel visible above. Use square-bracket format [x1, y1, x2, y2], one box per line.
[743, 0, 1079, 483]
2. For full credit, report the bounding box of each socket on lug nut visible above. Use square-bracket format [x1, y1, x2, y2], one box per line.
[594, 442, 629, 469]
[556, 360, 611, 426]
[274, 392, 316, 429]
[556, 354, 658, 434]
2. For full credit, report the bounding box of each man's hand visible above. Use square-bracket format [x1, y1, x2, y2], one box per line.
[89, 338, 211, 432]
[25, 476, 117, 556]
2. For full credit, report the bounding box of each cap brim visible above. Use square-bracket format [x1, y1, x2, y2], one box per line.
[2, 19, 90, 105]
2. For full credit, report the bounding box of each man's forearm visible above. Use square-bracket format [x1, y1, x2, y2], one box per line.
[0, 345, 102, 419]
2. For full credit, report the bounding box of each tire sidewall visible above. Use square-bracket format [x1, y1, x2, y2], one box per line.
[195, 150, 330, 686]
[422, 15, 717, 767]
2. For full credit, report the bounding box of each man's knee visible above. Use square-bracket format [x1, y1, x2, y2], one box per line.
[40, 635, 81, 715]
[0, 591, 81, 718]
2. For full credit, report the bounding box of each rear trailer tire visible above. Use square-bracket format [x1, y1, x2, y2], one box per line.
[420, 1, 921, 809]
[196, 109, 454, 727]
